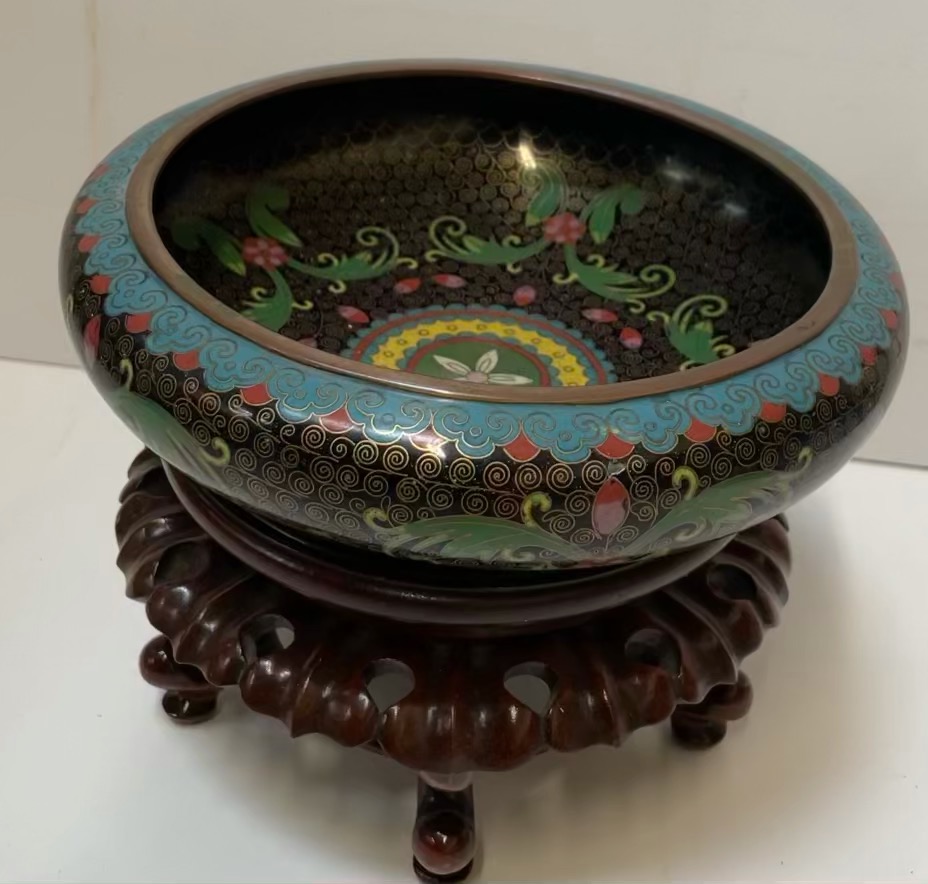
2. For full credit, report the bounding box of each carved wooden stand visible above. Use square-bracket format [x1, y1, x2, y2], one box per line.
[117, 451, 790, 881]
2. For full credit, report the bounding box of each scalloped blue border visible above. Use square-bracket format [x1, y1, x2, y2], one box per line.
[73, 68, 903, 463]
[342, 303, 618, 385]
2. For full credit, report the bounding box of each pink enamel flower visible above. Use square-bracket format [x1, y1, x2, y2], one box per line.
[543, 212, 586, 245]
[242, 237, 288, 269]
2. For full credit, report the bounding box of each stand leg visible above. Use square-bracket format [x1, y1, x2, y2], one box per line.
[412, 772, 476, 883]
[139, 635, 221, 724]
[671, 672, 753, 748]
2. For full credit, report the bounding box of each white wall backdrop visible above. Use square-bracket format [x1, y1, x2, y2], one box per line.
[4, 0, 924, 463]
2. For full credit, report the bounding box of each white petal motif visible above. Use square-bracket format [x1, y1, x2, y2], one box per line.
[433, 355, 472, 377]
[475, 349, 499, 374]
[488, 373, 534, 385]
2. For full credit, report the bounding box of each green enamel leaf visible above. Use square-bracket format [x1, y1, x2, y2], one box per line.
[524, 163, 568, 226]
[620, 468, 796, 558]
[585, 185, 629, 244]
[651, 295, 733, 367]
[560, 249, 676, 307]
[329, 251, 378, 278]
[426, 216, 551, 268]
[563, 247, 643, 296]
[104, 385, 227, 486]
[288, 227, 405, 286]
[460, 235, 549, 265]
[666, 319, 721, 365]
[291, 251, 383, 282]
[242, 269, 296, 332]
[620, 187, 645, 215]
[245, 182, 302, 247]
[587, 188, 622, 244]
[170, 218, 245, 276]
[584, 185, 645, 244]
[373, 514, 582, 565]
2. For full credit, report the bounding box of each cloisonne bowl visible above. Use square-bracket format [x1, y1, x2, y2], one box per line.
[60, 62, 906, 571]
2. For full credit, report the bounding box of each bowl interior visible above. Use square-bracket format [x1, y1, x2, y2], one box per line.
[153, 75, 831, 387]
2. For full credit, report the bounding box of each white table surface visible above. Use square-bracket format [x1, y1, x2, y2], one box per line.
[0, 357, 925, 883]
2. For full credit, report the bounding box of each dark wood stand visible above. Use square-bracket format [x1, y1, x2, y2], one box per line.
[117, 451, 790, 881]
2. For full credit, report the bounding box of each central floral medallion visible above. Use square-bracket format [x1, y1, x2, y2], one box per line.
[343, 305, 617, 387]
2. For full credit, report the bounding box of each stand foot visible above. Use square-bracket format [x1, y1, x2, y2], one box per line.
[139, 635, 221, 725]
[161, 690, 219, 724]
[413, 774, 476, 883]
[671, 672, 753, 748]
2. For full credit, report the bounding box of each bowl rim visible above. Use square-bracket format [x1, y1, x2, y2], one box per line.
[125, 60, 858, 405]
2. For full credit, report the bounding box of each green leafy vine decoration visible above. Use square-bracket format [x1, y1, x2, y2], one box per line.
[245, 182, 303, 247]
[104, 359, 230, 485]
[555, 248, 677, 312]
[646, 295, 735, 368]
[364, 491, 582, 566]
[422, 158, 731, 365]
[423, 162, 675, 310]
[521, 163, 568, 226]
[171, 181, 415, 332]
[240, 269, 314, 330]
[289, 227, 417, 294]
[425, 216, 550, 273]
[619, 447, 812, 556]
[170, 164, 736, 368]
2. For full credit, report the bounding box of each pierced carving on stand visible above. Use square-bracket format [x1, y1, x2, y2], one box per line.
[115, 452, 791, 771]
[116, 452, 791, 883]
[671, 672, 754, 748]
[116, 450, 208, 601]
